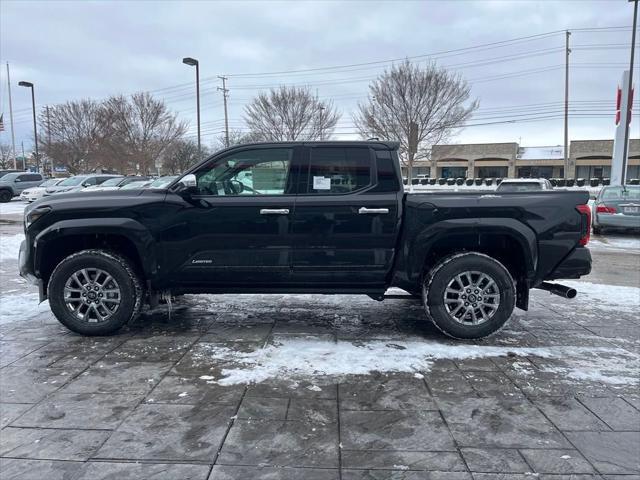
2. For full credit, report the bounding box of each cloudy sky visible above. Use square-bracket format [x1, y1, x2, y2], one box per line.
[0, 0, 638, 153]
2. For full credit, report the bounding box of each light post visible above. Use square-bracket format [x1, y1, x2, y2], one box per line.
[621, 0, 638, 185]
[182, 57, 201, 160]
[18, 81, 39, 173]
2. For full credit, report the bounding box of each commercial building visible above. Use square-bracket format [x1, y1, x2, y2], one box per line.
[415, 139, 640, 179]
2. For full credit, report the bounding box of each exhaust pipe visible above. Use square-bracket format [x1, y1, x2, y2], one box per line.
[537, 282, 577, 299]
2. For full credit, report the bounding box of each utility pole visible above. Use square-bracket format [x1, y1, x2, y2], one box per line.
[564, 30, 571, 179]
[621, 0, 638, 186]
[46, 105, 52, 176]
[6, 63, 17, 169]
[318, 105, 325, 140]
[218, 76, 230, 148]
[21, 141, 25, 170]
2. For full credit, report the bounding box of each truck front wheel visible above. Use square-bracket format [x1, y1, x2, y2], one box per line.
[48, 250, 143, 336]
[422, 252, 515, 339]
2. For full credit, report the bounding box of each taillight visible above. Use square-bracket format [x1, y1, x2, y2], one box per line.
[576, 204, 591, 246]
[596, 205, 617, 214]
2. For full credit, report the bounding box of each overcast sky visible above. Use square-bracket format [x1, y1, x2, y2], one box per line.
[0, 0, 638, 153]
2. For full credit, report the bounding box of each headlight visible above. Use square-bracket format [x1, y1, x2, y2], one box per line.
[25, 206, 51, 228]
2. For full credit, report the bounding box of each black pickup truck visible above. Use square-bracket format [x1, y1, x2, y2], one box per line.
[20, 141, 592, 339]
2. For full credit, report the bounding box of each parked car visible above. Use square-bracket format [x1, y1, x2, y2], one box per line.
[0, 172, 44, 202]
[148, 175, 179, 189]
[496, 178, 553, 192]
[84, 176, 151, 192]
[0, 169, 23, 179]
[20, 177, 68, 202]
[592, 185, 640, 234]
[43, 174, 121, 196]
[20, 141, 591, 338]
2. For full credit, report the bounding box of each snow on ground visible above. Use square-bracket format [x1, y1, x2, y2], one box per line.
[589, 235, 640, 253]
[200, 339, 638, 387]
[0, 199, 27, 216]
[564, 281, 640, 314]
[0, 291, 50, 325]
[0, 234, 24, 262]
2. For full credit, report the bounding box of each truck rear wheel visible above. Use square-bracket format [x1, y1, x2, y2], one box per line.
[48, 250, 143, 336]
[422, 252, 515, 339]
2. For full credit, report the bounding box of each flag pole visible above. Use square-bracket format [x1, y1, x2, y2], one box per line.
[6, 63, 17, 170]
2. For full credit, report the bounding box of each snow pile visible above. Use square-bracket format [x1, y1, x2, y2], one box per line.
[0, 291, 49, 325]
[0, 200, 27, 216]
[589, 236, 640, 253]
[563, 281, 640, 314]
[0, 234, 25, 262]
[200, 339, 638, 387]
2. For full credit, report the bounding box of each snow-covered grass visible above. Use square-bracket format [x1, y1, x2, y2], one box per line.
[0, 291, 49, 325]
[563, 281, 640, 314]
[0, 199, 27, 217]
[0, 234, 24, 262]
[199, 339, 638, 387]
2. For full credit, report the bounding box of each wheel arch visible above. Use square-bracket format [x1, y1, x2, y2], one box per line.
[402, 218, 537, 309]
[34, 218, 157, 294]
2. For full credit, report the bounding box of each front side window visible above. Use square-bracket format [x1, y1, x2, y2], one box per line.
[307, 147, 371, 194]
[195, 148, 292, 196]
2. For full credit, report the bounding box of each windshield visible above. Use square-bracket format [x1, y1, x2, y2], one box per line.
[498, 182, 542, 192]
[41, 178, 61, 187]
[58, 176, 87, 186]
[99, 177, 124, 187]
[601, 186, 640, 201]
[149, 176, 178, 188]
[121, 181, 148, 189]
[0, 173, 20, 182]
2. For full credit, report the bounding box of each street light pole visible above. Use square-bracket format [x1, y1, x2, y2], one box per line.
[182, 57, 201, 160]
[18, 81, 39, 173]
[621, 0, 638, 186]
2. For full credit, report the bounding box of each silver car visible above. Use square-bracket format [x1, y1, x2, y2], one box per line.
[592, 185, 640, 234]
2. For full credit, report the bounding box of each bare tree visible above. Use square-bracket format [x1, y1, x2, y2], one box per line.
[162, 139, 206, 174]
[353, 60, 478, 179]
[244, 86, 340, 141]
[101, 92, 187, 174]
[0, 143, 13, 169]
[38, 99, 104, 174]
[213, 129, 259, 152]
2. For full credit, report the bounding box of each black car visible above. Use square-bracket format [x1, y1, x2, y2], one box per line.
[20, 141, 591, 339]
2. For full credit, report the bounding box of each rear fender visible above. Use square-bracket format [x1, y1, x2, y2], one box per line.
[406, 217, 538, 286]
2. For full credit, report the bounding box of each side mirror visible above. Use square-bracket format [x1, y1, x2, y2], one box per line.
[175, 174, 198, 194]
[14, 178, 21, 183]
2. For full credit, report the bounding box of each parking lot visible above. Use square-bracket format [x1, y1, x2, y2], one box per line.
[1, 198, 639, 479]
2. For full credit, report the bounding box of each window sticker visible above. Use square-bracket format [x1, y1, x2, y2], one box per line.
[313, 176, 331, 190]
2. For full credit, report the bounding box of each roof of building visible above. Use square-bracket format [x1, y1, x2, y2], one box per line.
[517, 146, 565, 160]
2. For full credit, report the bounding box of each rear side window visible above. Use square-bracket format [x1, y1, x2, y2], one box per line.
[371, 150, 400, 192]
[307, 147, 371, 194]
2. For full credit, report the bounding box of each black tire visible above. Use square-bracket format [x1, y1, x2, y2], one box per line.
[0, 190, 12, 203]
[422, 252, 515, 339]
[592, 225, 602, 235]
[48, 250, 143, 335]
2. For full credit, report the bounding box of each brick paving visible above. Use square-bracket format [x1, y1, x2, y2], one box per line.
[0, 284, 639, 480]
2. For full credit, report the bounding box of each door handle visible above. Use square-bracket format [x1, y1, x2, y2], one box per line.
[260, 208, 290, 215]
[358, 207, 389, 214]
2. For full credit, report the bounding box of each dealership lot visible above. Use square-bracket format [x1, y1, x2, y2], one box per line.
[0, 200, 639, 479]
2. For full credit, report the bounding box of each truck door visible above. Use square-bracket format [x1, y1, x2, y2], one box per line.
[291, 145, 401, 289]
[164, 145, 302, 287]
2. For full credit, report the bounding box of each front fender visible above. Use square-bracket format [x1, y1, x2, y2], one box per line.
[33, 217, 157, 278]
[404, 217, 538, 286]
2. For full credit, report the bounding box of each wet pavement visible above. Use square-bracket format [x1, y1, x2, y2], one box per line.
[0, 201, 639, 479]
